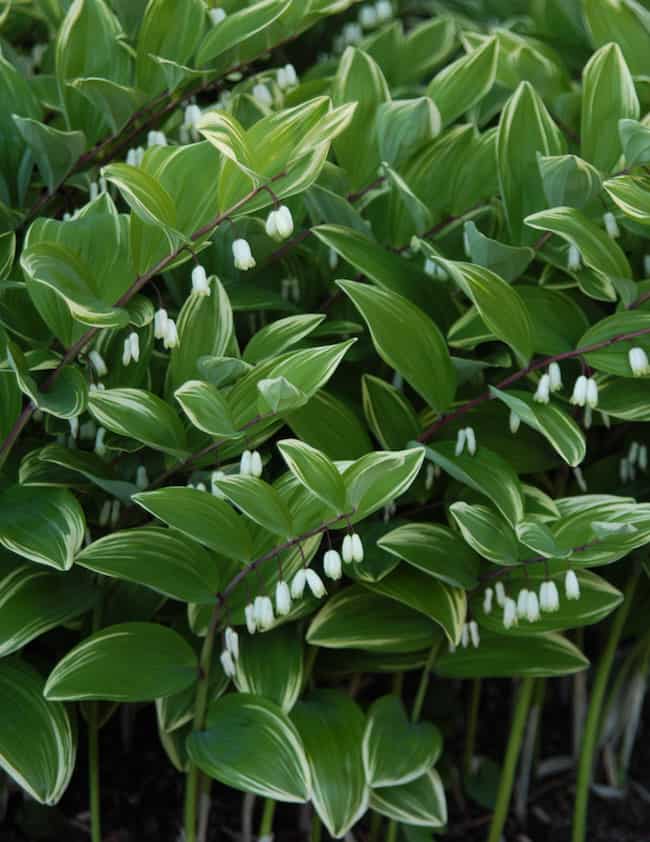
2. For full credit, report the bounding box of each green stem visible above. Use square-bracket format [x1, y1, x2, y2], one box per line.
[259, 798, 276, 837]
[572, 566, 640, 842]
[463, 679, 482, 778]
[88, 702, 101, 842]
[184, 604, 222, 842]
[369, 811, 383, 842]
[412, 639, 441, 723]
[386, 820, 398, 842]
[486, 677, 536, 842]
[88, 591, 104, 842]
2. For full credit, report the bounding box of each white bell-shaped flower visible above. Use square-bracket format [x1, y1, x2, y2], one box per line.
[483, 587, 493, 615]
[503, 597, 517, 629]
[122, 337, 132, 367]
[250, 450, 263, 478]
[565, 569, 580, 600]
[128, 332, 140, 363]
[586, 377, 599, 409]
[225, 627, 239, 660]
[468, 620, 480, 648]
[252, 83, 273, 107]
[256, 596, 274, 630]
[305, 569, 326, 599]
[232, 238, 256, 271]
[526, 590, 540, 622]
[461, 624, 469, 648]
[240, 450, 253, 476]
[135, 465, 149, 491]
[220, 649, 236, 678]
[517, 588, 529, 620]
[465, 427, 477, 455]
[191, 264, 210, 296]
[89, 350, 108, 377]
[570, 375, 588, 406]
[209, 7, 227, 25]
[245, 603, 257, 634]
[291, 569, 307, 599]
[359, 5, 378, 27]
[629, 347, 650, 377]
[509, 410, 521, 435]
[275, 580, 292, 616]
[533, 373, 551, 404]
[163, 319, 178, 349]
[548, 362, 563, 392]
[567, 244, 581, 271]
[495, 581, 506, 607]
[323, 549, 343, 581]
[351, 533, 364, 563]
[211, 470, 226, 498]
[184, 104, 201, 128]
[265, 205, 294, 241]
[455, 428, 466, 456]
[603, 211, 620, 239]
[154, 308, 168, 339]
[375, 0, 393, 20]
[342, 534, 354, 564]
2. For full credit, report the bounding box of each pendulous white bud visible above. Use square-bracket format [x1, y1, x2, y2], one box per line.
[89, 350, 108, 378]
[603, 211, 620, 239]
[291, 569, 307, 599]
[517, 588, 529, 620]
[342, 534, 354, 564]
[483, 587, 493, 615]
[240, 450, 253, 476]
[465, 427, 477, 456]
[565, 569, 580, 600]
[548, 362, 563, 392]
[468, 620, 480, 648]
[220, 649, 236, 678]
[252, 83, 273, 107]
[265, 205, 294, 241]
[567, 244, 581, 271]
[495, 581, 506, 607]
[305, 569, 326, 599]
[375, 0, 393, 20]
[503, 597, 517, 629]
[509, 410, 521, 435]
[245, 603, 257, 634]
[135, 465, 149, 491]
[232, 238, 256, 271]
[277, 64, 298, 89]
[191, 264, 210, 296]
[225, 627, 239, 660]
[154, 308, 168, 339]
[250, 450, 263, 478]
[275, 580, 292, 616]
[351, 533, 364, 563]
[570, 375, 588, 407]
[533, 373, 551, 404]
[526, 590, 540, 623]
[163, 319, 178, 349]
[209, 7, 227, 25]
[629, 347, 650, 377]
[323, 549, 343, 580]
[586, 377, 599, 409]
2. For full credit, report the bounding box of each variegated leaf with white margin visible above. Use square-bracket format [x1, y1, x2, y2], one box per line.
[234, 625, 304, 713]
[489, 386, 586, 467]
[341, 448, 425, 525]
[369, 769, 447, 827]
[187, 693, 311, 803]
[0, 659, 76, 805]
[291, 689, 368, 838]
[363, 695, 443, 788]
[0, 485, 85, 571]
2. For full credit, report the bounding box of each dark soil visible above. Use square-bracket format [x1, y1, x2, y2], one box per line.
[2, 674, 649, 841]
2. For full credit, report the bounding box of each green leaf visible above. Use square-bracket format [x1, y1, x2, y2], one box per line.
[89, 387, 188, 456]
[102, 162, 178, 234]
[278, 439, 347, 514]
[618, 118, 650, 167]
[12, 116, 85, 193]
[437, 630, 589, 678]
[369, 770, 447, 828]
[168, 275, 234, 393]
[463, 221, 534, 283]
[583, 0, 650, 76]
[287, 389, 373, 461]
[257, 376, 307, 414]
[0, 659, 76, 805]
[243, 314, 325, 364]
[5, 344, 88, 419]
[332, 47, 390, 188]
[313, 225, 435, 312]
[474, 570, 622, 636]
[214, 475, 293, 537]
[76, 526, 222, 604]
[133, 487, 252, 561]
[378, 523, 480, 589]
[234, 625, 303, 713]
[538, 154, 602, 209]
[338, 280, 455, 412]
[291, 690, 368, 837]
[375, 97, 441, 168]
[427, 37, 498, 127]
[497, 81, 566, 244]
[307, 586, 437, 653]
[34, 444, 136, 503]
[188, 693, 311, 803]
[195, 0, 291, 66]
[135, 0, 205, 93]
[174, 380, 240, 438]
[342, 449, 425, 523]
[0, 560, 96, 656]
[266, 340, 355, 405]
[603, 174, 650, 225]
[578, 311, 650, 376]
[580, 42, 639, 173]
[44, 622, 199, 702]
[363, 695, 442, 788]
[21, 241, 129, 328]
[0, 486, 85, 571]
[489, 387, 587, 467]
[515, 520, 571, 559]
[525, 206, 632, 287]
[449, 502, 519, 566]
[424, 256, 533, 361]
[365, 566, 466, 645]
[423, 441, 524, 526]
[362, 375, 421, 451]
[0, 231, 15, 281]
[70, 77, 146, 134]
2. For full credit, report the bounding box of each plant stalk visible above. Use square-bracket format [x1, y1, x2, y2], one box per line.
[259, 798, 276, 838]
[572, 566, 640, 842]
[463, 679, 482, 778]
[486, 677, 536, 842]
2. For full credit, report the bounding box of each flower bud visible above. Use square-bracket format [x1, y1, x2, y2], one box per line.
[534, 373, 551, 404]
[275, 580, 292, 616]
[163, 319, 178, 349]
[252, 83, 273, 107]
[517, 588, 529, 619]
[503, 597, 517, 629]
[548, 362, 563, 392]
[351, 533, 364, 563]
[89, 350, 108, 378]
[483, 587, 493, 615]
[509, 410, 521, 434]
[323, 549, 342, 580]
[291, 569, 307, 599]
[225, 627, 239, 660]
[135, 465, 149, 491]
[570, 375, 588, 406]
[209, 7, 227, 25]
[240, 450, 252, 476]
[465, 427, 477, 455]
[245, 603, 257, 634]
[191, 264, 210, 296]
[603, 211, 620, 239]
[305, 569, 326, 599]
[629, 346, 650, 377]
[526, 590, 540, 622]
[232, 238, 256, 271]
[495, 581, 506, 607]
[342, 534, 354, 564]
[468, 620, 480, 648]
[567, 244, 581, 271]
[565, 569, 580, 600]
[220, 649, 236, 678]
[250, 450, 263, 478]
[586, 378, 599, 409]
